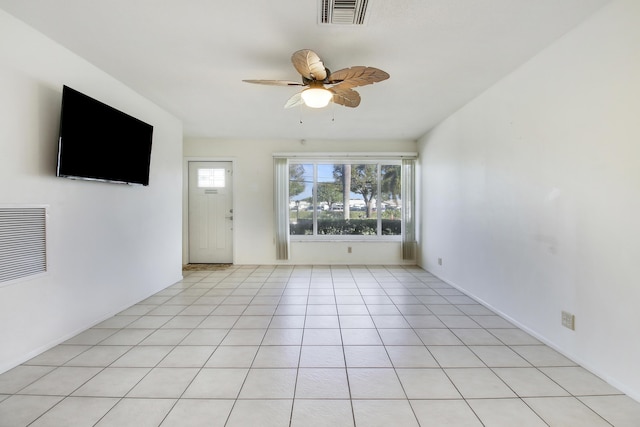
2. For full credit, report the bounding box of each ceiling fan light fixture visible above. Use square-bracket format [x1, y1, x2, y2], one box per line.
[301, 87, 333, 108]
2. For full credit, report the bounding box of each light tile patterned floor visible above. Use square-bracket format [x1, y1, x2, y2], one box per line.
[1, 265, 639, 426]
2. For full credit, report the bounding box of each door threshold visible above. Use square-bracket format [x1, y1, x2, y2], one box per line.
[183, 263, 233, 271]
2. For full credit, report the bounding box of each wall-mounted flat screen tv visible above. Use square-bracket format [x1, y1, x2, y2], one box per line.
[56, 85, 153, 186]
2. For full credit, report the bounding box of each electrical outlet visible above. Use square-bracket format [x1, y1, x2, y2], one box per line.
[348, 246, 352, 254]
[561, 311, 575, 330]
[438, 258, 442, 266]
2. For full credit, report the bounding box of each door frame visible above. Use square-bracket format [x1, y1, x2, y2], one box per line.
[183, 157, 236, 266]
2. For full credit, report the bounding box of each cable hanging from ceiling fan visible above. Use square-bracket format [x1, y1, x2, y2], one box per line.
[297, 100, 336, 125]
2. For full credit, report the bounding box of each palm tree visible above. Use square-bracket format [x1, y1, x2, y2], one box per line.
[381, 165, 401, 207]
[333, 164, 377, 218]
[289, 164, 306, 198]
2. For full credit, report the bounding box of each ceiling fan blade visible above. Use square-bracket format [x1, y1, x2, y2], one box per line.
[327, 66, 390, 89]
[329, 87, 361, 108]
[284, 92, 305, 109]
[243, 79, 305, 86]
[291, 49, 327, 81]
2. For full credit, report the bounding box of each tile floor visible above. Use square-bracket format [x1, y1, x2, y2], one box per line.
[1, 265, 640, 426]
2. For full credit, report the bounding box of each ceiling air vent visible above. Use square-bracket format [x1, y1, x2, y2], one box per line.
[320, 0, 370, 25]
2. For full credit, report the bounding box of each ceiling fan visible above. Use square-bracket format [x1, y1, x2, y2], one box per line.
[243, 49, 389, 109]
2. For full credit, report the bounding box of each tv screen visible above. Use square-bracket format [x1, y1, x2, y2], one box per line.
[56, 85, 153, 186]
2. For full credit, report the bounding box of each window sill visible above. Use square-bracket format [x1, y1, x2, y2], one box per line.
[290, 236, 402, 242]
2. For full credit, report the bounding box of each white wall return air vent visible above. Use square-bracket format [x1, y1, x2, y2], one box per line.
[320, 0, 370, 25]
[0, 206, 48, 286]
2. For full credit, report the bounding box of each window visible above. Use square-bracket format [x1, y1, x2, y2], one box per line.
[274, 156, 416, 260]
[288, 161, 403, 238]
[197, 168, 225, 188]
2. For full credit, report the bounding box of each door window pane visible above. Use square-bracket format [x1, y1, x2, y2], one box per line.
[198, 168, 225, 188]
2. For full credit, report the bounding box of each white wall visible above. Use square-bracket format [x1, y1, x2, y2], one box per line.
[184, 138, 417, 265]
[0, 11, 184, 373]
[418, 0, 640, 399]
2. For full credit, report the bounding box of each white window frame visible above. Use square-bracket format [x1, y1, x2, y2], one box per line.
[288, 159, 402, 242]
[274, 153, 417, 260]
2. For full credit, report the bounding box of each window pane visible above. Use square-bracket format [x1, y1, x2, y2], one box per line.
[284, 160, 404, 238]
[316, 163, 381, 236]
[381, 164, 402, 235]
[317, 164, 345, 235]
[340, 164, 378, 236]
[289, 164, 313, 235]
[349, 164, 378, 219]
[316, 164, 343, 215]
[198, 168, 225, 188]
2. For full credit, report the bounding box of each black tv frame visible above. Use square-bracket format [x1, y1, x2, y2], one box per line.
[56, 85, 154, 186]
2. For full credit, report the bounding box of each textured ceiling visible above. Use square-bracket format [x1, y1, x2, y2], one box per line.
[0, 0, 610, 141]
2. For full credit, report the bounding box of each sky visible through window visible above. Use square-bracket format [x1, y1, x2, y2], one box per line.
[293, 164, 365, 201]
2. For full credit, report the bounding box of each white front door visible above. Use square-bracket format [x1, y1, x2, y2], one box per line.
[188, 161, 233, 263]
